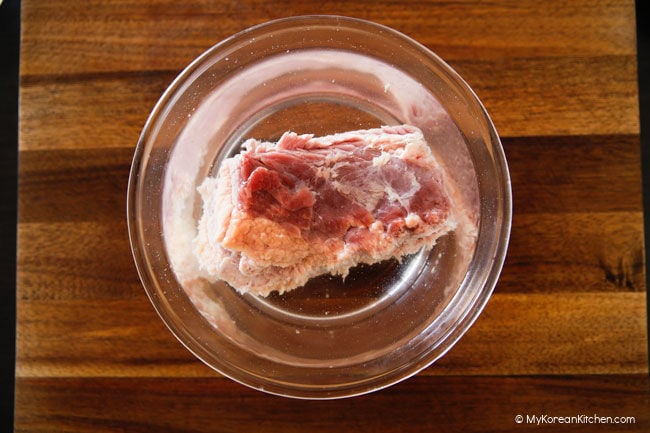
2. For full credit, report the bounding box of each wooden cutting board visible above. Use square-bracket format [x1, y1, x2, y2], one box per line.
[16, 0, 649, 431]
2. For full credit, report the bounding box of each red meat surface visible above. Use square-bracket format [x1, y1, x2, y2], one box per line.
[194, 125, 457, 296]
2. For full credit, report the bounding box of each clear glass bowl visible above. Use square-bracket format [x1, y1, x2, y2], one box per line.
[127, 15, 511, 399]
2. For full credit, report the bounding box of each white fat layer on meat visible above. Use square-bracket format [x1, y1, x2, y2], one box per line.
[372, 151, 391, 167]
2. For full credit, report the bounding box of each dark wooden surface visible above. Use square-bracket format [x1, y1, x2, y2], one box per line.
[15, 0, 649, 431]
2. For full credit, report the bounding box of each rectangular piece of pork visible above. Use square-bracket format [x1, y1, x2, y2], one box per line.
[193, 124, 457, 296]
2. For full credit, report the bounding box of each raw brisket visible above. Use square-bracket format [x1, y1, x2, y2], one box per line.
[194, 125, 456, 296]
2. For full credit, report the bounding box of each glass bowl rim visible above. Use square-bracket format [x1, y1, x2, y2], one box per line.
[127, 14, 513, 399]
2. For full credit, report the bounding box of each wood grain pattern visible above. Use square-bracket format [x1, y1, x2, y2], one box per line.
[15, 211, 645, 300]
[20, 0, 636, 77]
[19, 55, 639, 153]
[18, 0, 639, 151]
[17, 136, 645, 299]
[14, 375, 650, 433]
[19, 73, 171, 151]
[18, 136, 644, 222]
[15, 292, 648, 378]
[16, 0, 648, 431]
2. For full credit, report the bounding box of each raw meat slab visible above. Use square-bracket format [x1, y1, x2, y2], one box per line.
[194, 125, 457, 296]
